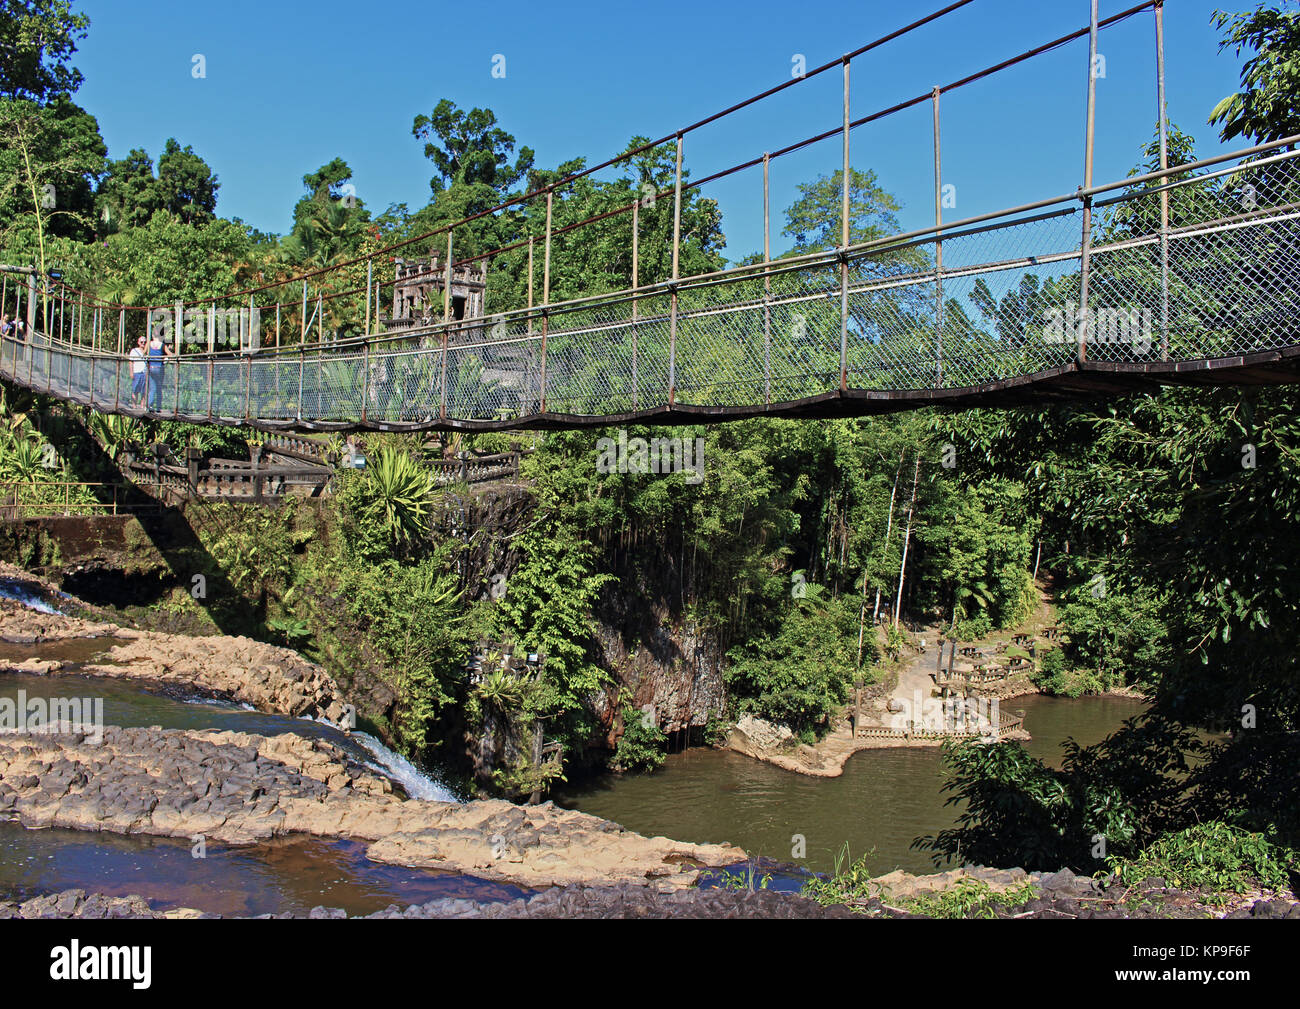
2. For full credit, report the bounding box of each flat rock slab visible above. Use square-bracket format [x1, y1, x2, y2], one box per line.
[0, 725, 739, 889]
[0, 598, 348, 723]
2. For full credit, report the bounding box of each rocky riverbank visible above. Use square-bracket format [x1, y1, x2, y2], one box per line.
[0, 724, 739, 888]
[8, 874, 1298, 919]
[0, 567, 350, 723]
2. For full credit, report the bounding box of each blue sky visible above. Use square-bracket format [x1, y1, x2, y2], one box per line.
[74, 0, 1252, 261]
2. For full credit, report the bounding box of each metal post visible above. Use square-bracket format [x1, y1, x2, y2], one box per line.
[440, 229, 452, 420]
[933, 85, 945, 387]
[540, 191, 553, 413]
[527, 236, 535, 323]
[274, 300, 281, 403]
[301, 282, 307, 344]
[364, 258, 373, 336]
[297, 346, 304, 422]
[668, 134, 683, 406]
[1156, 0, 1169, 360]
[444, 230, 454, 325]
[316, 298, 323, 415]
[763, 152, 772, 406]
[361, 339, 369, 422]
[173, 327, 181, 416]
[632, 194, 639, 410]
[840, 56, 851, 392]
[1078, 0, 1099, 363]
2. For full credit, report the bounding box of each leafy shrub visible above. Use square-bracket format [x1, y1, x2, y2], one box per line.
[919, 716, 1205, 872]
[903, 877, 1039, 919]
[1110, 822, 1300, 897]
[802, 844, 879, 909]
[335, 447, 438, 561]
[952, 612, 992, 642]
[1058, 577, 1167, 688]
[610, 702, 667, 773]
[338, 552, 469, 757]
[725, 594, 861, 737]
[1031, 647, 1105, 697]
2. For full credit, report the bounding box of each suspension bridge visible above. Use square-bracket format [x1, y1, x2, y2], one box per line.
[3, 0, 1299, 434]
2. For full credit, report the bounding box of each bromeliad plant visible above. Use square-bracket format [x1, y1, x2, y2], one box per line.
[355, 446, 439, 556]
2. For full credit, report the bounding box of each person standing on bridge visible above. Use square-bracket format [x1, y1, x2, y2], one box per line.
[146, 325, 171, 411]
[129, 335, 148, 407]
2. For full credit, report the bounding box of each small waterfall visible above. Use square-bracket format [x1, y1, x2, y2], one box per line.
[0, 580, 63, 615]
[350, 731, 461, 803]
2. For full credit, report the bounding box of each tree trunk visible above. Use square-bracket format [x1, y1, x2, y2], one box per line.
[893, 453, 922, 630]
[872, 448, 906, 624]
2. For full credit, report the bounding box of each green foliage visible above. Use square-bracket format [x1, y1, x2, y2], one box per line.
[0, 0, 90, 103]
[474, 663, 525, 716]
[1057, 576, 1167, 689]
[917, 477, 1037, 633]
[1211, 4, 1300, 144]
[725, 593, 862, 736]
[700, 862, 773, 892]
[904, 877, 1040, 919]
[495, 522, 615, 746]
[413, 99, 534, 198]
[266, 615, 312, 649]
[782, 167, 904, 253]
[921, 715, 1204, 872]
[0, 95, 105, 257]
[1029, 646, 1104, 698]
[280, 158, 370, 267]
[801, 844, 879, 909]
[336, 447, 438, 561]
[97, 138, 219, 232]
[84, 410, 144, 460]
[1110, 822, 1300, 898]
[338, 553, 468, 757]
[610, 701, 667, 774]
[882, 623, 905, 661]
[204, 504, 298, 600]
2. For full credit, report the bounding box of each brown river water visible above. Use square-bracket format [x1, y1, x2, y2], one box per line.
[557, 694, 1147, 876]
[0, 638, 1144, 908]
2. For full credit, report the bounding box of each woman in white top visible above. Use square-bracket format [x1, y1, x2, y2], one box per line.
[129, 336, 148, 406]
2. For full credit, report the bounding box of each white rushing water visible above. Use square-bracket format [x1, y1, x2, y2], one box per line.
[0, 581, 63, 615]
[350, 731, 462, 803]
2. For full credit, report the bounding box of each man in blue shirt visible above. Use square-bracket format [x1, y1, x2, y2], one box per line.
[147, 326, 171, 411]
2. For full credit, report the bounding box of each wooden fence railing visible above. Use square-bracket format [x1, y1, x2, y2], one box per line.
[428, 451, 521, 485]
[856, 706, 1026, 740]
[0, 481, 168, 518]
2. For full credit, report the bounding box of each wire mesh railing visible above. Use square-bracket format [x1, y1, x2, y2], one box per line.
[4, 141, 1300, 430]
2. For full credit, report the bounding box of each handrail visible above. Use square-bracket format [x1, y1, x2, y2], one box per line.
[16, 138, 1300, 368]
